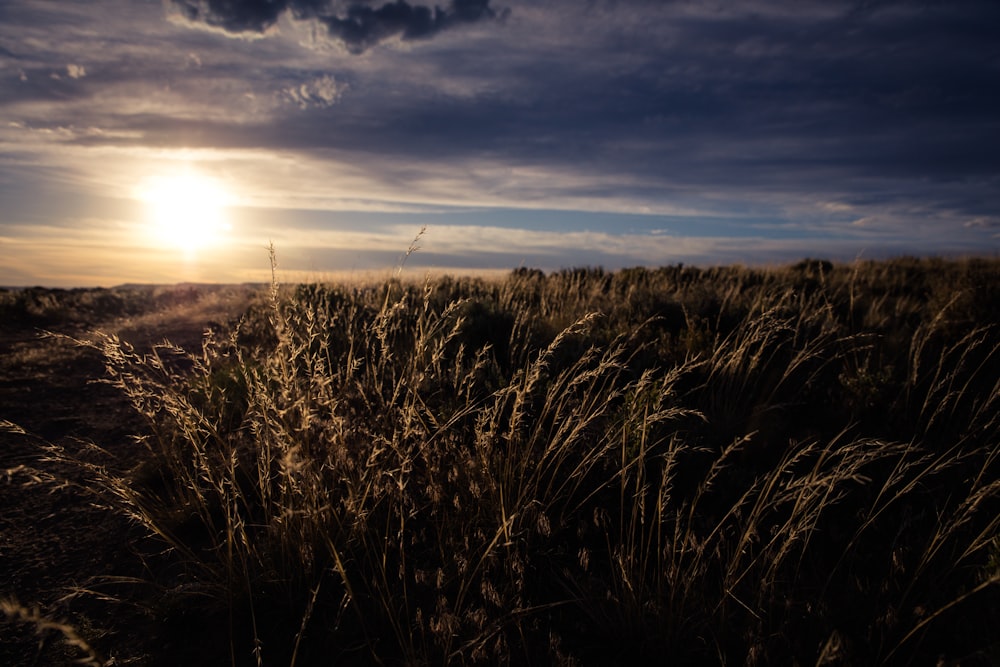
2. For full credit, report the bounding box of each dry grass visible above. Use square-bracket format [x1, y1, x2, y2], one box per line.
[5, 255, 999, 664]
[1, 597, 105, 666]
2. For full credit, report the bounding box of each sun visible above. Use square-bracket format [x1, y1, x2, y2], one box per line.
[138, 170, 233, 252]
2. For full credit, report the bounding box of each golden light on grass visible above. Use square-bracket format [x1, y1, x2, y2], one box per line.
[4, 258, 999, 664]
[136, 168, 233, 253]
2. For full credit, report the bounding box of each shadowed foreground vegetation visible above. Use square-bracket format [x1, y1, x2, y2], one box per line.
[3, 257, 999, 665]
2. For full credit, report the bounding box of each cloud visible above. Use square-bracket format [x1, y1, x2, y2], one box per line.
[170, 0, 506, 51]
[283, 74, 349, 108]
[2, 0, 999, 286]
[320, 0, 504, 53]
[0, 44, 23, 59]
[66, 63, 86, 79]
[257, 220, 991, 277]
[964, 218, 1000, 230]
[171, 0, 288, 34]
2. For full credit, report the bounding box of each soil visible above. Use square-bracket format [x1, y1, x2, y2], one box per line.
[0, 286, 260, 666]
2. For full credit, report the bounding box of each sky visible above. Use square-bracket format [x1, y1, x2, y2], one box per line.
[1, 0, 999, 286]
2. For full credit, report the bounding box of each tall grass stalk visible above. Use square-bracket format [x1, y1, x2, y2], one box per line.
[15, 256, 998, 664]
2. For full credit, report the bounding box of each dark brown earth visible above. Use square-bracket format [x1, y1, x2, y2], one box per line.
[1, 286, 260, 666]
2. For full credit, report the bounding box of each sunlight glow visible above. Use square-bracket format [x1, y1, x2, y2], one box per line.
[137, 169, 233, 252]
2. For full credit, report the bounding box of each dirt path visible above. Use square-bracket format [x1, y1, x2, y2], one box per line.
[1, 286, 261, 665]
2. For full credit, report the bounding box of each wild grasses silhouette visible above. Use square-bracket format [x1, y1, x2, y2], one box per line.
[4, 255, 999, 664]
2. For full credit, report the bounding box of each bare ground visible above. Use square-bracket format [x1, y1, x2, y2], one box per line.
[1, 286, 260, 665]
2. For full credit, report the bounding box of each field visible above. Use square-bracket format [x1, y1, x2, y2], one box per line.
[2, 257, 999, 665]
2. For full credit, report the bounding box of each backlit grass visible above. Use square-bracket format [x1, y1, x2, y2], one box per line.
[7, 255, 999, 664]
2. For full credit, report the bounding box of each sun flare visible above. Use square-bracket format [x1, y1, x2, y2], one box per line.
[138, 170, 233, 252]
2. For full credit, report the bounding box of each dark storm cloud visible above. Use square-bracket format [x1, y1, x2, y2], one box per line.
[321, 0, 502, 53]
[172, 0, 504, 51]
[173, 0, 288, 33]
